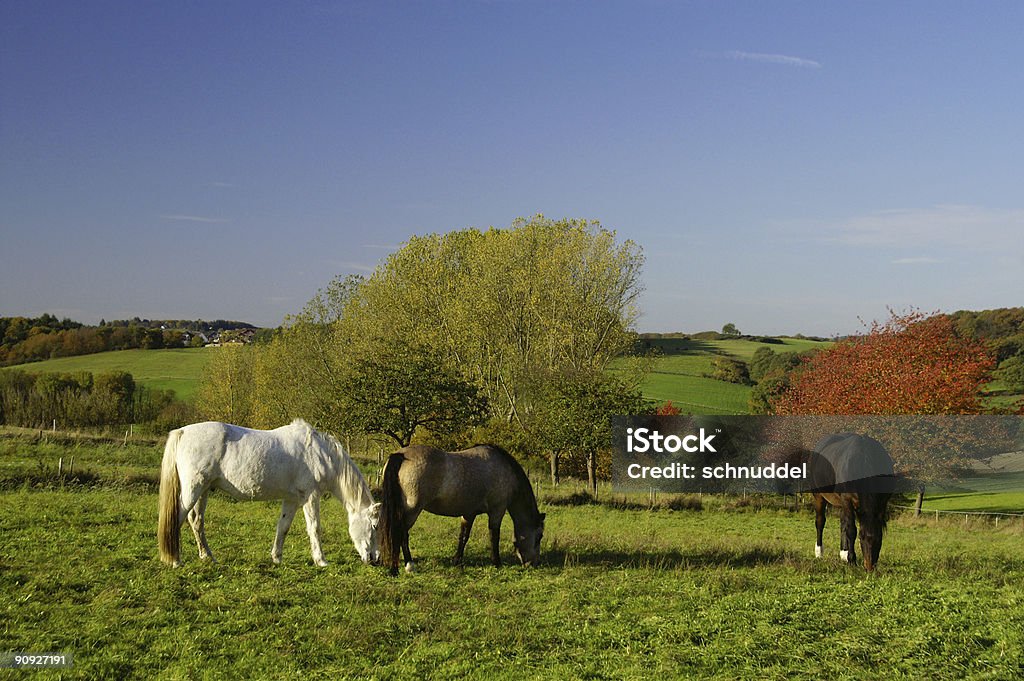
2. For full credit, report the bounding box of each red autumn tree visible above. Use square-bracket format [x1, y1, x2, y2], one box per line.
[771, 309, 994, 416]
[769, 310, 1003, 512]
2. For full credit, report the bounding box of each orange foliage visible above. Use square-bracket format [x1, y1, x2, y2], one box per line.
[772, 310, 995, 415]
[656, 400, 682, 416]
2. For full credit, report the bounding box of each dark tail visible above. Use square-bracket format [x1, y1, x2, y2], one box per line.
[379, 452, 407, 575]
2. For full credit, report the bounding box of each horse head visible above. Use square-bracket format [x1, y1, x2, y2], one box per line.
[513, 512, 545, 567]
[348, 502, 382, 564]
[857, 492, 891, 572]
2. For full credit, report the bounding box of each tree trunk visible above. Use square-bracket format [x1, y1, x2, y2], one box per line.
[587, 451, 597, 497]
[914, 484, 925, 516]
[550, 452, 560, 487]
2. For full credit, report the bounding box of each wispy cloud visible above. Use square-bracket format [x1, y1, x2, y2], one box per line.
[328, 260, 378, 273]
[721, 50, 822, 69]
[828, 205, 1024, 250]
[891, 256, 944, 265]
[159, 214, 230, 224]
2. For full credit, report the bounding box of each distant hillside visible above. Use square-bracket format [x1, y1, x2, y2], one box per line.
[0, 348, 214, 400]
[636, 334, 830, 358]
[614, 336, 833, 415]
[638, 331, 832, 345]
[633, 310, 1024, 414]
[0, 315, 261, 367]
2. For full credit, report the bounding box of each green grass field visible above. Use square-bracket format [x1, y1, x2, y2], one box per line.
[640, 373, 752, 415]
[703, 337, 829, 360]
[622, 337, 832, 414]
[640, 337, 829, 361]
[1, 348, 214, 400]
[2, 436, 1023, 679]
[914, 467, 1024, 516]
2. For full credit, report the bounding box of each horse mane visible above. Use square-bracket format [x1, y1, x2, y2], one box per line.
[864, 475, 898, 528]
[477, 444, 540, 520]
[296, 420, 374, 511]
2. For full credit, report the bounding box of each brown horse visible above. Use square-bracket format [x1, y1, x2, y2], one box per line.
[803, 433, 896, 571]
[379, 444, 545, 576]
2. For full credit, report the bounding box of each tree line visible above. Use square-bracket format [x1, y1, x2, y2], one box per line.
[948, 308, 1024, 392]
[0, 369, 193, 434]
[0, 316, 259, 367]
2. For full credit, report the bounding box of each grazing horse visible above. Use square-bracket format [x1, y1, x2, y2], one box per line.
[802, 433, 895, 571]
[158, 419, 381, 567]
[379, 444, 545, 576]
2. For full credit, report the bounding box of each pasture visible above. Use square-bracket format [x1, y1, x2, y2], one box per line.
[639, 372, 751, 415]
[907, 452, 1024, 516]
[1, 348, 213, 401]
[622, 337, 832, 414]
[2, 435, 1023, 679]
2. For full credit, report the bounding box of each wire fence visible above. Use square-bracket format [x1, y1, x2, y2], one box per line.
[892, 504, 1024, 524]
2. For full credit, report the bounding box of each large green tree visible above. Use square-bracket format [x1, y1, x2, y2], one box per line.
[198, 216, 646, 454]
[348, 215, 644, 428]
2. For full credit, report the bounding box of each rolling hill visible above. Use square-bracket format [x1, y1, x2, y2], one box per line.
[0, 348, 214, 400]
[616, 336, 832, 414]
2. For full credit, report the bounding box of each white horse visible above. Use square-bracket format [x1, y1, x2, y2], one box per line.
[158, 419, 380, 567]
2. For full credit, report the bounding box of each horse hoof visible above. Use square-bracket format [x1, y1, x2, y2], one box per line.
[404, 561, 415, 573]
[271, 556, 282, 565]
[315, 560, 329, 568]
[814, 545, 822, 558]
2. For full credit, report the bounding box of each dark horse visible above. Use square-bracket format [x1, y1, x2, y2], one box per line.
[379, 444, 545, 576]
[801, 433, 896, 571]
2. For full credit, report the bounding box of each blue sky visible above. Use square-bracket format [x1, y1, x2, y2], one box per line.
[2, 1, 1022, 336]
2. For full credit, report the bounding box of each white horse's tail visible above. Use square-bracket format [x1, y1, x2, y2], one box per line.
[158, 429, 183, 565]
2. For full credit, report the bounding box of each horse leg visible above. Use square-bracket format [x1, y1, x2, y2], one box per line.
[175, 480, 209, 566]
[401, 535, 413, 573]
[402, 510, 419, 573]
[271, 499, 299, 565]
[488, 515, 503, 568]
[839, 502, 858, 565]
[301, 495, 329, 567]
[453, 515, 476, 566]
[385, 517, 404, 577]
[188, 491, 215, 561]
[813, 494, 826, 559]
